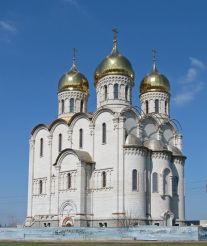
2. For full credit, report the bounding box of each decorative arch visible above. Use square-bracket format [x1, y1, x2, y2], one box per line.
[48, 118, 68, 133]
[92, 108, 115, 125]
[59, 200, 77, 227]
[31, 124, 48, 138]
[68, 112, 92, 128]
[54, 148, 94, 167]
[119, 106, 141, 119]
[161, 168, 172, 196]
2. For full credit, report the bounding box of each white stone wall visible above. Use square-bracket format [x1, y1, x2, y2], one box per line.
[124, 147, 147, 219]
[58, 91, 88, 118]
[150, 151, 172, 220]
[26, 98, 185, 227]
[140, 92, 170, 116]
[96, 75, 133, 111]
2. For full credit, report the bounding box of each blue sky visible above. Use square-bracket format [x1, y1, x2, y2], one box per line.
[0, 0, 207, 225]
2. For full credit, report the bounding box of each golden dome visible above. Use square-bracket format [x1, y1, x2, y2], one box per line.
[140, 63, 170, 95]
[94, 42, 135, 86]
[58, 64, 89, 94]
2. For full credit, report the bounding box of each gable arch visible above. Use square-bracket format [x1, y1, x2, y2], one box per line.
[140, 115, 160, 140]
[54, 148, 94, 167]
[119, 106, 141, 119]
[31, 124, 48, 138]
[92, 108, 115, 124]
[48, 118, 68, 133]
[69, 112, 92, 129]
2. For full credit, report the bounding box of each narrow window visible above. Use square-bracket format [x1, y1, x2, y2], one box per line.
[40, 138, 43, 157]
[67, 173, 71, 189]
[70, 98, 74, 112]
[173, 176, 178, 194]
[132, 169, 137, 191]
[58, 133, 62, 152]
[102, 123, 106, 144]
[146, 100, 149, 114]
[104, 85, 107, 100]
[39, 180, 43, 194]
[61, 99, 64, 114]
[80, 100, 83, 112]
[125, 85, 128, 100]
[79, 129, 83, 148]
[165, 100, 167, 114]
[102, 171, 106, 188]
[155, 99, 159, 113]
[152, 172, 158, 193]
[163, 169, 170, 195]
[124, 129, 128, 141]
[114, 83, 119, 99]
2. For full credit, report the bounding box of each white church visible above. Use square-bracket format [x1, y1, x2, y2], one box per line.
[25, 31, 186, 228]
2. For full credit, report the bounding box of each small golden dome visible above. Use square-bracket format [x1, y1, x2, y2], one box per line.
[94, 37, 135, 86]
[58, 64, 89, 94]
[140, 63, 170, 95]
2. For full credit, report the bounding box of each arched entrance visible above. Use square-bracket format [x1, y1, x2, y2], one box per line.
[62, 217, 74, 227]
[59, 200, 76, 227]
[162, 211, 174, 226]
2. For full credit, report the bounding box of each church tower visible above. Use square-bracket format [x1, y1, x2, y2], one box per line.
[58, 49, 89, 120]
[94, 29, 135, 111]
[140, 50, 170, 117]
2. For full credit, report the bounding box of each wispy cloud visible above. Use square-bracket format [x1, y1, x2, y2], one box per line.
[0, 20, 17, 42]
[62, 0, 88, 15]
[173, 57, 206, 106]
[0, 21, 16, 33]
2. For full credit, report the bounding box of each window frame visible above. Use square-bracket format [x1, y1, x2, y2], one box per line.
[132, 169, 138, 191]
[70, 98, 74, 112]
[79, 128, 83, 148]
[58, 133, 62, 153]
[40, 138, 43, 157]
[113, 83, 119, 99]
[102, 171, 106, 188]
[152, 172, 158, 193]
[102, 123, 106, 144]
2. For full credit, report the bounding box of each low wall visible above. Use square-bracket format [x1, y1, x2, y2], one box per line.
[0, 226, 205, 241]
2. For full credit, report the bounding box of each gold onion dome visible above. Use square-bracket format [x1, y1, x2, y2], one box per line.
[140, 62, 170, 95]
[58, 50, 89, 94]
[94, 30, 135, 86]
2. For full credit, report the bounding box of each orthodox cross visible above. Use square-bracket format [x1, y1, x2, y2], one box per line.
[112, 28, 118, 47]
[152, 48, 157, 64]
[72, 48, 77, 67]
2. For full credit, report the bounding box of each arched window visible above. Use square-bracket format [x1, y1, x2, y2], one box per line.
[173, 176, 178, 194]
[125, 85, 128, 100]
[40, 138, 43, 157]
[61, 99, 64, 114]
[163, 169, 170, 195]
[124, 129, 128, 141]
[80, 100, 83, 112]
[58, 133, 62, 152]
[165, 100, 168, 114]
[114, 83, 119, 99]
[79, 128, 83, 148]
[102, 123, 106, 144]
[132, 169, 137, 191]
[67, 173, 71, 189]
[104, 85, 107, 100]
[70, 98, 74, 112]
[39, 180, 43, 194]
[152, 172, 158, 193]
[146, 100, 149, 114]
[102, 171, 106, 188]
[155, 99, 159, 113]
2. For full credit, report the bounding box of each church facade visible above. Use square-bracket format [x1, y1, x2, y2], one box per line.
[25, 33, 186, 228]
